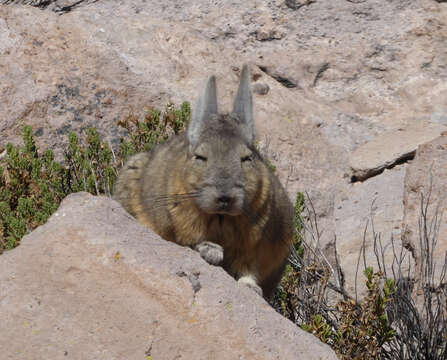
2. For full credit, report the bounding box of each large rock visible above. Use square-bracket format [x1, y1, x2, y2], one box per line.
[2, 0, 447, 296]
[402, 133, 447, 286]
[349, 123, 446, 182]
[335, 166, 409, 296]
[0, 192, 337, 360]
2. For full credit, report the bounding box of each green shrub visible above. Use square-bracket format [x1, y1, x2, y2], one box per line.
[0, 128, 67, 251]
[117, 102, 189, 163]
[0, 102, 190, 253]
[307, 268, 396, 360]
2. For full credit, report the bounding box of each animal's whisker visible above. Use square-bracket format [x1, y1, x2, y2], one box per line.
[111, 196, 198, 212]
[114, 192, 201, 204]
[141, 195, 199, 205]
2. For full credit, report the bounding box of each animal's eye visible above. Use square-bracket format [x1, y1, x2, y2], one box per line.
[241, 155, 252, 162]
[194, 154, 207, 162]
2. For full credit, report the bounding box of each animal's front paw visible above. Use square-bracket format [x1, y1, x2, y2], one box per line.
[238, 275, 263, 297]
[195, 241, 224, 266]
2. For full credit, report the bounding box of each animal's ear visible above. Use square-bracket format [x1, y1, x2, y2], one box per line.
[188, 75, 218, 146]
[232, 64, 254, 145]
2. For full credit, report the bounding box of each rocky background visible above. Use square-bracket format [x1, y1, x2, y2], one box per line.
[1, 0, 447, 357]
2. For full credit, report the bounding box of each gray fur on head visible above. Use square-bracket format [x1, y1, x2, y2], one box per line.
[188, 65, 255, 147]
[188, 75, 218, 147]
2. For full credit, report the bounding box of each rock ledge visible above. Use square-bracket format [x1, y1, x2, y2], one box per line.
[0, 192, 337, 360]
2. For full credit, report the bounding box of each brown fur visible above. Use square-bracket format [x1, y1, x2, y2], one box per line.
[114, 66, 293, 298]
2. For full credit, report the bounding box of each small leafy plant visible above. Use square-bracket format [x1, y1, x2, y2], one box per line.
[305, 268, 396, 360]
[0, 102, 190, 253]
[0, 125, 67, 251]
[118, 102, 190, 163]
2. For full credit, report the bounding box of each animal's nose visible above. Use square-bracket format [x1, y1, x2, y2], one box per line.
[217, 195, 233, 208]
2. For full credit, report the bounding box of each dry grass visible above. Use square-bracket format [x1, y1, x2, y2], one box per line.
[273, 190, 447, 359]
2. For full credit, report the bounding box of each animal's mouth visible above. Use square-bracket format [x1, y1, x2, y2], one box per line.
[211, 205, 243, 216]
[201, 204, 242, 216]
[214, 208, 236, 215]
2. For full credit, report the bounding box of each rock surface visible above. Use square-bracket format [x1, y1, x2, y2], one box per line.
[2, 0, 447, 295]
[335, 166, 407, 296]
[349, 124, 446, 182]
[0, 192, 337, 360]
[402, 132, 447, 285]
[0, 0, 97, 13]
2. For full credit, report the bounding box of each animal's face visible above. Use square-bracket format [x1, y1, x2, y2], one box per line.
[185, 65, 260, 216]
[184, 114, 261, 216]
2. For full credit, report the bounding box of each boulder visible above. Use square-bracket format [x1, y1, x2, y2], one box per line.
[349, 124, 446, 182]
[402, 133, 447, 286]
[335, 166, 408, 296]
[0, 192, 337, 359]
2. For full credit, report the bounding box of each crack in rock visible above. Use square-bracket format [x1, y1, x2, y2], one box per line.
[285, 0, 316, 11]
[312, 62, 329, 87]
[350, 151, 415, 183]
[1, 0, 98, 13]
[176, 270, 202, 294]
[349, 125, 446, 183]
[258, 66, 297, 88]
